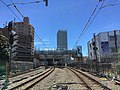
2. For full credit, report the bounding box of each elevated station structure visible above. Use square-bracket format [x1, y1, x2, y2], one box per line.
[37, 50, 78, 66]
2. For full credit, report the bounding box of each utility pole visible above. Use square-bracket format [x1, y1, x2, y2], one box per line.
[64, 50, 68, 67]
[93, 33, 98, 73]
[114, 30, 118, 53]
[53, 50, 55, 67]
[3, 21, 14, 89]
[114, 30, 118, 77]
[8, 21, 14, 73]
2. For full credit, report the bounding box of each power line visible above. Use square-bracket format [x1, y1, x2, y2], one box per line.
[80, 1, 120, 41]
[72, 0, 103, 49]
[80, 0, 105, 40]
[9, 0, 24, 18]
[1, 0, 49, 51]
[13, 5, 24, 17]
[35, 32, 49, 50]
[1, 0, 48, 50]
[73, 1, 120, 49]
[101, 3, 120, 9]
[0, 0, 21, 21]
[7, 0, 41, 6]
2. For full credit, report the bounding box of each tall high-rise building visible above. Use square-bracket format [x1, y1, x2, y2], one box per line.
[57, 30, 67, 51]
[12, 17, 34, 62]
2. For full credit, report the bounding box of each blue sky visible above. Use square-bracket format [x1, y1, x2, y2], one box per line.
[0, 0, 120, 55]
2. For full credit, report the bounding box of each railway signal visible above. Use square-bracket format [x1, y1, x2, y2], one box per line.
[93, 33, 99, 73]
[8, 21, 12, 31]
[92, 42, 98, 50]
[8, 21, 14, 45]
[44, 0, 48, 6]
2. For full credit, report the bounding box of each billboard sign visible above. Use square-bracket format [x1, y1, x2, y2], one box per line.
[101, 41, 109, 53]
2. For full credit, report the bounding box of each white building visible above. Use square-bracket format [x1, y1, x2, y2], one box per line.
[88, 30, 120, 62]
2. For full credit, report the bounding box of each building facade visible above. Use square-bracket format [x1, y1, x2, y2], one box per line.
[88, 30, 120, 61]
[12, 17, 34, 62]
[88, 30, 120, 73]
[57, 30, 68, 51]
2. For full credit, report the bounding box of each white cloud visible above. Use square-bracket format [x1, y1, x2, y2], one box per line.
[34, 42, 42, 45]
[34, 38, 51, 45]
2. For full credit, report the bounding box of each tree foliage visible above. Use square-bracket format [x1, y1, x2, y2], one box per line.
[0, 36, 8, 60]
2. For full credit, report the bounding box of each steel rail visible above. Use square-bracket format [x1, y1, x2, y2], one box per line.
[73, 68, 111, 90]
[24, 67, 54, 90]
[9, 67, 42, 78]
[68, 68, 92, 90]
[8, 67, 54, 90]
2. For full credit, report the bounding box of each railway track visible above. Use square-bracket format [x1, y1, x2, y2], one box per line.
[8, 67, 55, 90]
[9, 67, 42, 78]
[9, 67, 44, 85]
[68, 67, 111, 90]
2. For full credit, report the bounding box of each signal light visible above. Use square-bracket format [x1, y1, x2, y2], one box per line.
[92, 42, 95, 46]
[92, 41, 98, 50]
[8, 21, 13, 31]
[93, 47, 98, 50]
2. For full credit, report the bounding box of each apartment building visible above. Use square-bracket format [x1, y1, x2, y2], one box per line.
[12, 17, 34, 62]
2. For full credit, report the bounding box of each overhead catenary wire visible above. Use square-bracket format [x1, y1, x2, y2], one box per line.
[9, 0, 48, 49]
[101, 2, 120, 9]
[7, 0, 41, 6]
[1, 0, 48, 50]
[9, 0, 24, 18]
[0, 0, 21, 21]
[35, 32, 49, 50]
[13, 5, 24, 17]
[72, 0, 104, 49]
[75, 0, 120, 47]
[80, 0, 105, 41]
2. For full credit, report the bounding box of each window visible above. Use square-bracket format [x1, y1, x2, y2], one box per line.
[110, 47, 116, 53]
[109, 36, 115, 41]
[90, 43, 92, 49]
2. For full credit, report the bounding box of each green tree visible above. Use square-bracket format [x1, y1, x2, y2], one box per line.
[116, 62, 120, 75]
[0, 35, 8, 75]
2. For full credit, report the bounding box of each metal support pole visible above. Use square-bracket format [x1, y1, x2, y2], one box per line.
[114, 30, 118, 77]
[62, 53, 64, 68]
[5, 27, 12, 89]
[93, 33, 98, 73]
[53, 50, 55, 67]
[44, 55, 46, 69]
[53, 58, 54, 66]
[65, 52, 67, 67]
[9, 44, 12, 74]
